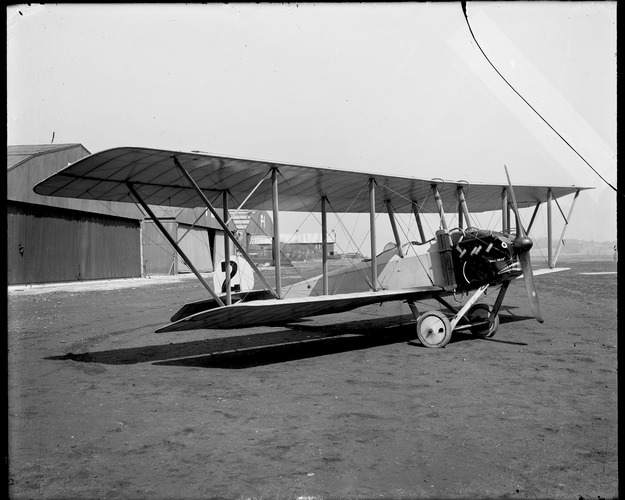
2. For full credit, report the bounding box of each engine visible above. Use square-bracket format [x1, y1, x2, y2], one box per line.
[446, 228, 523, 290]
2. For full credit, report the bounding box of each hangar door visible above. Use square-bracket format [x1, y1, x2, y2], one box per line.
[177, 224, 213, 273]
[7, 201, 141, 285]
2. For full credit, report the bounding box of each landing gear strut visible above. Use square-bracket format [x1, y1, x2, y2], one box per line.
[466, 303, 499, 338]
[466, 281, 510, 338]
[408, 281, 510, 348]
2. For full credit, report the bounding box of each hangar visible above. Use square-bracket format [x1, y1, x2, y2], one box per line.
[7, 144, 234, 285]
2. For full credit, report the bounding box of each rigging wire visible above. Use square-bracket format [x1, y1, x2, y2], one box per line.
[325, 198, 378, 290]
[383, 200, 436, 286]
[460, 1, 619, 197]
[271, 171, 330, 287]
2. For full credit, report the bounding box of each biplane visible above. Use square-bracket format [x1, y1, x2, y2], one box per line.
[34, 147, 590, 348]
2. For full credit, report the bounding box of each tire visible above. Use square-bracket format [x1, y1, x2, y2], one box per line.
[467, 303, 499, 338]
[416, 310, 452, 348]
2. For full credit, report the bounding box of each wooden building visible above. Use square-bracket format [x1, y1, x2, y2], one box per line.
[7, 144, 145, 284]
[142, 206, 235, 276]
[7, 144, 232, 285]
[250, 230, 337, 263]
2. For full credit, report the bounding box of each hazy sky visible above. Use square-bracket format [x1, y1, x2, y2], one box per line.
[7, 2, 617, 250]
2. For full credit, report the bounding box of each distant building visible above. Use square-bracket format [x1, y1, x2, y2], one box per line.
[228, 209, 273, 253]
[141, 206, 235, 276]
[249, 229, 337, 263]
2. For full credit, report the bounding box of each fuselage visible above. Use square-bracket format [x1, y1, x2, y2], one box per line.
[283, 228, 523, 299]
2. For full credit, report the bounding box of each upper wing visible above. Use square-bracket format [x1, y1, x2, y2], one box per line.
[33, 146, 591, 215]
[155, 287, 443, 332]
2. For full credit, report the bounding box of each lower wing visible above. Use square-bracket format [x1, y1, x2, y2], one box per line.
[517, 267, 570, 278]
[156, 287, 443, 333]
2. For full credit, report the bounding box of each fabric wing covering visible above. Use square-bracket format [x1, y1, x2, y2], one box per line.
[34, 147, 590, 215]
[156, 288, 440, 332]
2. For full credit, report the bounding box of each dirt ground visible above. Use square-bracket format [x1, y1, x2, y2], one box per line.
[7, 258, 618, 500]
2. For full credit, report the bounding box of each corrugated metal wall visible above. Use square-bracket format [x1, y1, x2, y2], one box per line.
[7, 202, 141, 285]
[142, 221, 179, 275]
[142, 221, 215, 275]
[177, 224, 214, 274]
[7, 145, 231, 283]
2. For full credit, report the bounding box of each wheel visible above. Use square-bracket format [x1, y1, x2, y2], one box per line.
[416, 310, 452, 348]
[466, 304, 499, 338]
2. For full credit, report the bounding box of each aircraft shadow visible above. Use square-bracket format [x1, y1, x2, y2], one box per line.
[46, 315, 419, 367]
[155, 329, 418, 369]
[45, 310, 533, 369]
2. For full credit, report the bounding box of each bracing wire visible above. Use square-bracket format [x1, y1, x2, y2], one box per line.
[383, 200, 436, 286]
[460, 1, 619, 197]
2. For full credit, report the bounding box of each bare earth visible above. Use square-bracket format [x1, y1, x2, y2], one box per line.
[7, 258, 618, 499]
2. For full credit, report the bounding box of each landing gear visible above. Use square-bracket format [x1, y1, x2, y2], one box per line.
[416, 310, 452, 348]
[466, 303, 499, 338]
[409, 281, 504, 348]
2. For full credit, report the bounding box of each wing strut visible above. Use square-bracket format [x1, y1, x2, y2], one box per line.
[501, 188, 510, 233]
[526, 201, 541, 235]
[457, 187, 472, 229]
[369, 179, 378, 291]
[386, 201, 404, 258]
[547, 189, 553, 267]
[321, 196, 329, 295]
[411, 201, 427, 243]
[553, 190, 580, 267]
[432, 184, 448, 230]
[222, 190, 231, 305]
[172, 157, 279, 299]
[127, 182, 225, 306]
[272, 168, 282, 297]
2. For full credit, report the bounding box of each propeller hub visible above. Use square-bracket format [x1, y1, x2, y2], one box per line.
[513, 235, 533, 254]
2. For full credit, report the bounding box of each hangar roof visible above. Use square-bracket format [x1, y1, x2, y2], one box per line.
[7, 144, 88, 171]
